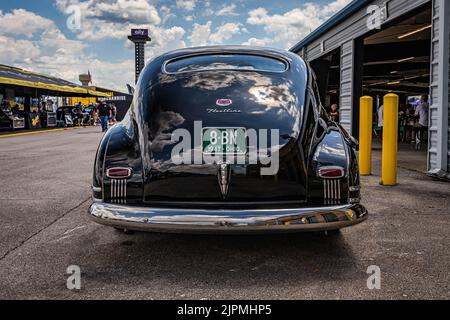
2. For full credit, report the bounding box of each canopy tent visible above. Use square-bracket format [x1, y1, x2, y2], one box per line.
[0, 65, 111, 98]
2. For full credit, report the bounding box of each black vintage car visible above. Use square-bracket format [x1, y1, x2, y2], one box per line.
[89, 46, 367, 234]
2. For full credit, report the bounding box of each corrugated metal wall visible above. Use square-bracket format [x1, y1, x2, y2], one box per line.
[340, 40, 354, 133]
[429, 0, 450, 178]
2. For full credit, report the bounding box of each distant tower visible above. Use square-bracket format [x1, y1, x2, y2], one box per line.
[79, 70, 92, 86]
[128, 29, 151, 84]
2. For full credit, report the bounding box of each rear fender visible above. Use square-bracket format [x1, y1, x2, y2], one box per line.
[92, 114, 143, 203]
[308, 127, 352, 205]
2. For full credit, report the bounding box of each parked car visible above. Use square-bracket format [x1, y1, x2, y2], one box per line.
[89, 46, 367, 234]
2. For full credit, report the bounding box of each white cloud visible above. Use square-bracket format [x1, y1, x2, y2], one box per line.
[188, 21, 242, 47]
[55, 0, 161, 40]
[247, 0, 352, 48]
[160, 5, 176, 24]
[146, 26, 186, 57]
[0, 9, 54, 37]
[216, 4, 239, 17]
[209, 23, 242, 43]
[176, 0, 197, 11]
[202, 0, 214, 17]
[0, 8, 133, 91]
[0, 0, 353, 92]
[242, 37, 272, 47]
[0, 36, 41, 64]
[188, 21, 212, 47]
[323, 0, 354, 15]
[50, 0, 187, 87]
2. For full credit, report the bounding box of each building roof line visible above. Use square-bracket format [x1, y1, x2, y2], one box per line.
[290, 0, 372, 53]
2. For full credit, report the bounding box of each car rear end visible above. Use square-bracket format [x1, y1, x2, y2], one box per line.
[89, 47, 367, 234]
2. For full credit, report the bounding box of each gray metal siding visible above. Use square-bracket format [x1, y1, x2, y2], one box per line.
[429, 0, 439, 170]
[448, 0, 450, 178]
[340, 40, 354, 133]
[429, 0, 450, 178]
[301, 0, 429, 61]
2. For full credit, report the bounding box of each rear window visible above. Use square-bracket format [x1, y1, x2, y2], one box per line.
[164, 54, 288, 73]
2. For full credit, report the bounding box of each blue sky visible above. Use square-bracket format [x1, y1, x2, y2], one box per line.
[0, 0, 351, 90]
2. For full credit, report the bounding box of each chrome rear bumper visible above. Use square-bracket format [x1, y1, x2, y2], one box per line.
[88, 202, 368, 234]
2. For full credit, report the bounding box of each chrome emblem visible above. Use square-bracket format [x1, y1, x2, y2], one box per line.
[217, 162, 231, 199]
[216, 99, 233, 107]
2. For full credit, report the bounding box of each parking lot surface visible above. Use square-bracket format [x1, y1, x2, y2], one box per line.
[0, 127, 449, 299]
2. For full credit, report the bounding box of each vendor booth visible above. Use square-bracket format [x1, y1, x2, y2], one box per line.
[0, 64, 111, 131]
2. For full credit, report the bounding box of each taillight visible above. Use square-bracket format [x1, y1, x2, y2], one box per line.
[318, 166, 344, 179]
[106, 167, 132, 179]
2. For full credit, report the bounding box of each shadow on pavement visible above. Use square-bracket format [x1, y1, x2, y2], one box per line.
[82, 230, 360, 290]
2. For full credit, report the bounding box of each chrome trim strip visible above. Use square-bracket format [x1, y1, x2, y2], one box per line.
[119, 180, 122, 204]
[323, 179, 341, 205]
[92, 186, 102, 193]
[118, 180, 120, 203]
[337, 180, 341, 200]
[121, 180, 124, 204]
[124, 180, 127, 204]
[110, 179, 127, 204]
[88, 202, 367, 234]
[349, 186, 360, 192]
[331, 180, 335, 203]
[111, 179, 115, 203]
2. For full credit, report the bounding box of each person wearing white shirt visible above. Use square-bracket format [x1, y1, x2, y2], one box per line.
[377, 104, 383, 128]
[415, 95, 429, 127]
[414, 95, 429, 148]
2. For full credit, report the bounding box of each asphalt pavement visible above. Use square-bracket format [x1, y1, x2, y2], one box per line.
[0, 127, 449, 299]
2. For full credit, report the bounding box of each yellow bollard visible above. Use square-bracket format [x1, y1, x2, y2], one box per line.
[381, 93, 399, 186]
[359, 96, 373, 176]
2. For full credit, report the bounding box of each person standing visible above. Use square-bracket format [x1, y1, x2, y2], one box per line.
[75, 103, 84, 126]
[376, 103, 384, 140]
[377, 104, 383, 128]
[97, 101, 111, 132]
[415, 94, 429, 147]
[328, 104, 340, 122]
[111, 104, 117, 124]
[93, 102, 99, 126]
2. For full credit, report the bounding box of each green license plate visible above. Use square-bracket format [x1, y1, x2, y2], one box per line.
[202, 128, 247, 155]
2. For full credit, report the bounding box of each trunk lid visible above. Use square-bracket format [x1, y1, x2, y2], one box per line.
[142, 70, 307, 204]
